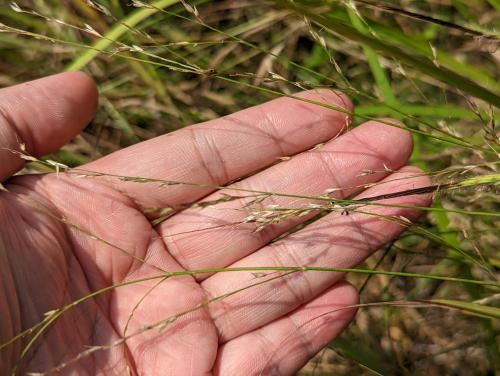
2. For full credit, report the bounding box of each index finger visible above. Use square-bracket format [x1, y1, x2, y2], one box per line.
[86, 89, 352, 208]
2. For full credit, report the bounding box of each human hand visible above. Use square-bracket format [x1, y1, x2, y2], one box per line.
[0, 73, 431, 375]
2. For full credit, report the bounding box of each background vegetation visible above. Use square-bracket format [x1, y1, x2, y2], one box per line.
[0, 0, 499, 374]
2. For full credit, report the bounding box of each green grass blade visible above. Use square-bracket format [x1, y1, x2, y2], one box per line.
[280, 0, 500, 108]
[325, 5, 500, 93]
[346, 3, 398, 106]
[67, 0, 180, 71]
[430, 299, 500, 320]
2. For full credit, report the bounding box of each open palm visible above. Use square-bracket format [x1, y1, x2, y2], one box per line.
[0, 73, 430, 375]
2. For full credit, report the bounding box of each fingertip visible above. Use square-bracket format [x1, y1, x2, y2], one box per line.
[68, 71, 98, 108]
[30, 72, 97, 155]
[377, 117, 413, 154]
[296, 88, 353, 112]
[331, 280, 360, 305]
[320, 281, 360, 319]
[353, 118, 413, 165]
[295, 89, 353, 128]
[3, 72, 99, 156]
[52, 71, 99, 126]
[0, 72, 100, 181]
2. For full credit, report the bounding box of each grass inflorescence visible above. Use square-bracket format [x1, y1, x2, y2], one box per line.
[0, 1, 499, 374]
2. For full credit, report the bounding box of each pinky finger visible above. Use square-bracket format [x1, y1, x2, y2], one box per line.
[213, 281, 359, 376]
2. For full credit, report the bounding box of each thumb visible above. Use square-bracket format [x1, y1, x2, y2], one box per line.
[0, 72, 98, 182]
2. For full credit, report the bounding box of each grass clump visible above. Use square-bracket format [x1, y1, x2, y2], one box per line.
[0, 0, 499, 374]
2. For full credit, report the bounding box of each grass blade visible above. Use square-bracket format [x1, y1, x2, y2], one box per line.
[279, 0, 500, 108]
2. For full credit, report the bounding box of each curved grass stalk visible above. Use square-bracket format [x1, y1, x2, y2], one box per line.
[6, 195, 498, 366]
[261, 298, 500, 374]
[6, 264, 498, 373]
[29, 270, 298, 375]
[9, 273, 169, 375]
[7, 264, 498, 355]
[122, 277, 167, 337]
[45, 295, 500, 375]
[359, 241, 394, 294]
[353, 210, 495, 276]
[7, 190, 499, 370]
[119, 276, 169, 368]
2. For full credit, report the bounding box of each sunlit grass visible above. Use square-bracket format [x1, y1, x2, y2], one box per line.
[0, 0, 498, 374]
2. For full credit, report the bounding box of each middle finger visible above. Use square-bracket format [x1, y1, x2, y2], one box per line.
[159, 119, 413, 274]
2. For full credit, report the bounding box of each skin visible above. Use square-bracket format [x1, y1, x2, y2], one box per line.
[0, 72, 431, 375]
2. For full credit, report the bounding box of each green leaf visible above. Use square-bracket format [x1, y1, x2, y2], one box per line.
[279, 0, 500, 108]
